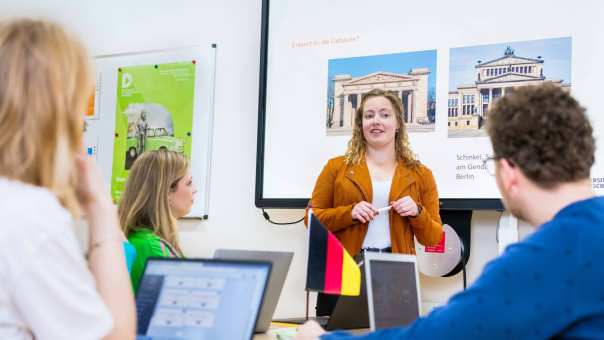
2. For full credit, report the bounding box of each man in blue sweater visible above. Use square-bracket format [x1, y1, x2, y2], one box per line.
[295, 84, 604, 339]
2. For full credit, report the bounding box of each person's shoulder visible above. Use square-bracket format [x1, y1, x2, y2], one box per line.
[410, 162, 434, 178]
[324, 155, 348, 171]
[546, 196, 604, 241]
[128, 228, 160, 243]
[0, 177, 71, 235]
[509, 198, 604, 256]
[0, 178, 80, 273]
[327, 155, 346, 165]
[0, 177, 65, 210]
[128, 229, 165, 257]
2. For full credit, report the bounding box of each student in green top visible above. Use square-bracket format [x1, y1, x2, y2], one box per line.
[118, 150, 197, 291]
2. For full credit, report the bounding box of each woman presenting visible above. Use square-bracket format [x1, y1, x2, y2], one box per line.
[309, 89, 442, 315]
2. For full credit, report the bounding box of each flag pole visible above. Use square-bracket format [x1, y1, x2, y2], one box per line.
[305, 289, 310, 321]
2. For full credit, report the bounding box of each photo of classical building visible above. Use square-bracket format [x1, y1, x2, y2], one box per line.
[326, 50, 436, 135]
[448, 37, 571, 138]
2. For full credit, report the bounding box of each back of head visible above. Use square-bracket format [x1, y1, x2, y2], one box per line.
[486, 84, 595, 188]
[0, 19, 91, 215]
[118, 150, 188, 255]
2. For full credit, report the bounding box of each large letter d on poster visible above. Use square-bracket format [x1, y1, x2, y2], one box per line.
[121, 73, 133, 88]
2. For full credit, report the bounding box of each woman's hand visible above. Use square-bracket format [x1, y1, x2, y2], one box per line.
[74, 153, 113, 213]
[351, 201, 378, 223]
[391, 196, 420, 217]
[74, 152, 121, 244]
[294, 320, 325, 340]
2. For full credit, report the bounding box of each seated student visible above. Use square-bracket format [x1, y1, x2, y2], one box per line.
[118, 150, 197, 291]
[0, 19, 135, 339]
[296, 84, 604, 339]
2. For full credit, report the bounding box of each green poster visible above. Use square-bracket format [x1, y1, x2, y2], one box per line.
[111, 61, 196, 202]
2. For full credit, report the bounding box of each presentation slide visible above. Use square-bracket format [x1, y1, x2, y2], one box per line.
[258, 0, 604, 208]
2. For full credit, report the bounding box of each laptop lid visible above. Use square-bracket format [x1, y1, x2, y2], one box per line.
[213, 249, 293, 333]
[364, 252, 422, 331]
[135, 258, 271, 340]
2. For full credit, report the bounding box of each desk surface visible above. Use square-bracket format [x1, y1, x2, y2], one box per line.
[254, 332, 278, 340]
[254, 301, 434, 339]
[253, 324, 297, 340]
[253, 325, 368, 340]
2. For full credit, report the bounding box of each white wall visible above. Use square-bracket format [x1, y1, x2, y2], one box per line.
[1, 0, 536, 318]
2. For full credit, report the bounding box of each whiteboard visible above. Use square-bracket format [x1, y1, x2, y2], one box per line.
[255, 0, 604, 210]
[84, 45, 216, 218]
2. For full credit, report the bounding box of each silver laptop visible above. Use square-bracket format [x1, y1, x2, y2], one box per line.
[213, 249, 293, 333]
[135, 258, 271, 340]
[364, 252, 422, 331]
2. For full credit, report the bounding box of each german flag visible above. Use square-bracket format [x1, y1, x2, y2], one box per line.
[306, 213, 360, 296]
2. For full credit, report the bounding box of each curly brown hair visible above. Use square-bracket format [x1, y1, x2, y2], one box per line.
[486, 84, 594, 188]
[344, 89, 419, 168]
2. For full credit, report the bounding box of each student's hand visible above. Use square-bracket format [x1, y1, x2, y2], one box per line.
[391, 196, 420, 217]
[74, 152, 113, 213]
[294, 321, 326, 340]
[351, 201, 378, 223]
[74, 152, 121, 245]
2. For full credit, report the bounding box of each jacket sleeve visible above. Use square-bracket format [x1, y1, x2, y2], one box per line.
[305, 159, 356, 232]
[409, 166, 443, 246]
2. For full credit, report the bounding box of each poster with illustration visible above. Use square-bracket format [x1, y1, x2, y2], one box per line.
[111, 61, 196, 202]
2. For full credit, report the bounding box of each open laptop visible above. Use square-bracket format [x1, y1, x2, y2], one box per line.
[364, 252, 422, 331]
[213, 249, 293, 333]
[135, 258, 271, 340]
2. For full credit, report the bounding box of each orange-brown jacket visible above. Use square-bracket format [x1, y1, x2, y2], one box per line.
[305, 156, 442, 256]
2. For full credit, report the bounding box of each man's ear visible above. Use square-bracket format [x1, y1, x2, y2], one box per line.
[498, 158, 519, 194]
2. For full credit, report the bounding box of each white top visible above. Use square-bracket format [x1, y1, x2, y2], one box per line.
[0, 177, 112, 340]
[362, 179, 392, 249]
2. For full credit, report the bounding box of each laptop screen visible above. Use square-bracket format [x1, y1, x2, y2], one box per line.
[213, 249, 294, 333]
[136, 258, 270, 340]
[367, 257, 420, 330]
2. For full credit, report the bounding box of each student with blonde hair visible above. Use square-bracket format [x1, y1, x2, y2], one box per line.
[0, 19, 135, 339]
[119, 150, 197, 291]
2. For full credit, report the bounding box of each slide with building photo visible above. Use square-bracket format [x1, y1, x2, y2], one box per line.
[259, 0, 604, 205]
[327, 50, 436, 135]
[448, 38, 571, 138]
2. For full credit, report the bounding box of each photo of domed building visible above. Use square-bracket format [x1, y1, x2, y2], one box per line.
[448, 38, 571, 138]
